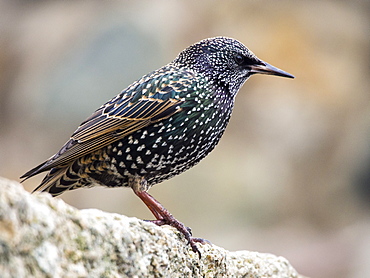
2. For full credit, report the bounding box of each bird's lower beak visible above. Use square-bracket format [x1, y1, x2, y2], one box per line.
[250, 62, 294, 79]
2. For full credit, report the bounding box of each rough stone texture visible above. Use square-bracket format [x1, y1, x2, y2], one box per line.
[0, 177, 304, 278]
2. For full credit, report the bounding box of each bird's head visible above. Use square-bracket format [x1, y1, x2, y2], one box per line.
[173, 37, 294, 97]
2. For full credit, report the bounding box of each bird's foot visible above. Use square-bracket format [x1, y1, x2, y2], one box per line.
[145, 216, 210, 258]
[135, 190, 210, 258]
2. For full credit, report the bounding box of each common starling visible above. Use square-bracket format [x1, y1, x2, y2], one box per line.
[21, 37, 294, 257]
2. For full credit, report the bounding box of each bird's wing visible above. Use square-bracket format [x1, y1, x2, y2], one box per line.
[21, 68, 196, 179]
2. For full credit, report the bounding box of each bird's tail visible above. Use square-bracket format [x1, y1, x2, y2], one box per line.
[32, 165, 84, 197]
[32, 168, 66, 196]
[20, 160, 53, 182]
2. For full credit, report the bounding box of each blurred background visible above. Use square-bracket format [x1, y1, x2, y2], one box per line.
[0, 0, 369, 277]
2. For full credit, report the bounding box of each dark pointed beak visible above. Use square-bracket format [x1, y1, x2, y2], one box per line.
[250, 61, 294, 79]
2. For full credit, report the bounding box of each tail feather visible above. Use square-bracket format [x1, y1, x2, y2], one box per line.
[31, 162, 88, 197]
[20, 160, 54, 182]
[32, 168, 67, 196]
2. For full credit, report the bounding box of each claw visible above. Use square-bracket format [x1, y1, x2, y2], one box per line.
[191, 237, 212, 245]
[186, 226, 192, 236]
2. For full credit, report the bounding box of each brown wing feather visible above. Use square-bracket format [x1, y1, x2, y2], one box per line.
[72, 96, 181, 143]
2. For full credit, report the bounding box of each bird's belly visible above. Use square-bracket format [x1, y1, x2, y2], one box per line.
[106, 114, 226, 187]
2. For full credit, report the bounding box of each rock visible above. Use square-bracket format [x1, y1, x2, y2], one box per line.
[0, 177, 304, 278]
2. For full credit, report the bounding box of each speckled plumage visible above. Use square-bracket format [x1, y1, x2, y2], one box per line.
[21, 37, 294, 256]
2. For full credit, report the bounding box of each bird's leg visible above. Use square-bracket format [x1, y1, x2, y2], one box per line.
[134, 190, 205, 257]
[129, 176, 209, 258]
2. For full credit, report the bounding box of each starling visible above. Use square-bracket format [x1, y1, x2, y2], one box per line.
[21, 37, 294, 257]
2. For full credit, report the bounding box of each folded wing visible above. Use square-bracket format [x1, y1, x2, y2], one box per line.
[20, 69, 192, 180]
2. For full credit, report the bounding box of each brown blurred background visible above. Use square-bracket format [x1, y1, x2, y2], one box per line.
[1, 1, 369, 277]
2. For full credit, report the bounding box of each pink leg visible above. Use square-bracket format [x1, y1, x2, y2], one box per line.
[134, 190, 210, 258]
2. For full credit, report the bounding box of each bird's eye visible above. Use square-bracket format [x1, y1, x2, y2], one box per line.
[234, 54, 245, 65]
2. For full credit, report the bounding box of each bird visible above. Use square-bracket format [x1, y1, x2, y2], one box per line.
[21, 37, 294, 257]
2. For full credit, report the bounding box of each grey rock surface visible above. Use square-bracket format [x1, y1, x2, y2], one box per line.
[0, 177, 304, 278]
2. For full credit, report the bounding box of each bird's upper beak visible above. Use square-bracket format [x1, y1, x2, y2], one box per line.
[250, 61, 294, 79]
